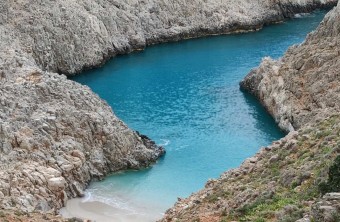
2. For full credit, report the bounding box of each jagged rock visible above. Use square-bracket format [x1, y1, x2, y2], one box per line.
[311, 193, 340, 222]
[0, 0, 338, 221]
[0, 0, 336, 74]
[240, 2, 340, 132]
[0, 51, 165, 213]
[161, 2, 340, 222]
[48, 177, 66, 191]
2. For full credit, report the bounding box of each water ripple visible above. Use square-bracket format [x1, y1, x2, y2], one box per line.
[69, 11, 327, 221]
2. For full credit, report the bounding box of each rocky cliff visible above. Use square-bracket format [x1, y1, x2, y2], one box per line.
[240, 2, 340, 132]
[0, 53, 165, 214]
[0, 0, 338, 220]
[0, 0, 336, 74]
[162, 116, 340, 222]
[162, 2, 340, 222]
[0, 6, 166, 213]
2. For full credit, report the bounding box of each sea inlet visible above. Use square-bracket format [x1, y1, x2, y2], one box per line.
[62, 11, 327, 222]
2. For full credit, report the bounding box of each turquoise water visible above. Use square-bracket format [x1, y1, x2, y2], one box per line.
[70, 11, 326, 220]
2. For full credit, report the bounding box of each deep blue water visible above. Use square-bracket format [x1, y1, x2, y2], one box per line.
[69, 11, 326, 221]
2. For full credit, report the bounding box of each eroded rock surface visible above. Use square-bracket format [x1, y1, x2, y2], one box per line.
[240, 2, 340, 132]
[162, 2, 340, 222]
[0, 0, 336, 74]
[161, 116, 340, 222]
[311, 193, 340, 222]
[0, 0, 338, 220]
[0, 50, 165, 213]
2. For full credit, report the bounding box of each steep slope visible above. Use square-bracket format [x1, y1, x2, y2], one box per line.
[162, 2, 340, 222]
[0, 0, 338, 219]
[240, 2, 340, 132]
[0, 0, 336, 74]
[162, 116, 339, 222]
[0, 48, 165, 213]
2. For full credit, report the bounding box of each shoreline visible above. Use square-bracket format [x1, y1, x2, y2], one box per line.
[66, 6, 336, 77]
[60, 9, 328, 222]
[0, 0, 338, 221]
[60, 196, 164, 222]
[162, 2, 340, 221]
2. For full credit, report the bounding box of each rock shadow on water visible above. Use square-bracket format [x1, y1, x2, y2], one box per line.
[240, 89, 286, 137]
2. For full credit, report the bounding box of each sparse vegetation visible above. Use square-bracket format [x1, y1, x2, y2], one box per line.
[167, 116, 340, 222]
[13, 211, 23, 217]
[319, 155, 340, 194]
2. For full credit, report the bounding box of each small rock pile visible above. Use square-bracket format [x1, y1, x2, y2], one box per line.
[311, 193, 340, 222]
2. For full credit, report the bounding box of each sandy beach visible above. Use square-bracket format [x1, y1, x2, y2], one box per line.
[60, 197, 164, 222]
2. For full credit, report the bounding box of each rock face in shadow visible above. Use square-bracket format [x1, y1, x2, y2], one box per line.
[162, 2, 340, 222]
[0, 0, 337, 218]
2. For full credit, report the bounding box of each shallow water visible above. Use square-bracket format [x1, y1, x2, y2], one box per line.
[64, 11, 326, 221]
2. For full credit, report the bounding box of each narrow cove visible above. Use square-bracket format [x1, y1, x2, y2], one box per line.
[62, 11, 326, 222]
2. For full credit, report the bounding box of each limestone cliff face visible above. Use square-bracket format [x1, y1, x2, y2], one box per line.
[0, 0, 336, 74]
[0, 35, 165, 213]
[0, 0, 338, 218]
[162, 2, 340, 222]
[0, 52, 165, 212]
[240, 2, 340, 132]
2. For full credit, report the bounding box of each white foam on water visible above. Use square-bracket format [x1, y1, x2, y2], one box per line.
[174, 144, 189, 151]
[60, 191, 164, 222]
[294, 13, 311, 18]
[159, 139, 170, 146]
[90, 194, 135, 212]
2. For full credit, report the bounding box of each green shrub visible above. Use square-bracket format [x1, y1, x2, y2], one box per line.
[319, 155, 340, 194]
[254, 218, 266, 222]
[13, 210, 23, 216]
[330, 212, 340, 222]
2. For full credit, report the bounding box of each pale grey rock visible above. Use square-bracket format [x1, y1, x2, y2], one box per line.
[48, 177, 67, 191]
[0, 0, 337, 217]
[240, 2, 340, 132]
[269, 154, 280, 163]
[161, 2, 340, 221]
[0, 0, 336, 74]
[324, 193, 340, 201]
[311, 193, 340, 222]
[0, 60, 165, 212]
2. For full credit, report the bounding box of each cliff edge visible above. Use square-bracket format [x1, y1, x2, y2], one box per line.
[0, 51, 165, 214]
[0, 0, 338, 221]
[162, 2, 340, 222]
[0, 0, 336, 74]
[240, 2, 340, 132]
